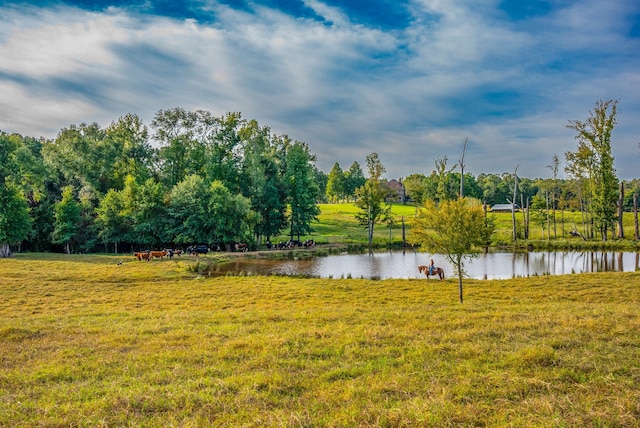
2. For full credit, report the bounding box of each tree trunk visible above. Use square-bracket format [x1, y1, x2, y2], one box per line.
[0, 243, 12, 258]
[455, 254, 464, 304]
[618, 181, 624, 239]
[546, 190, 550, 240]
[634, 193, 638, 241]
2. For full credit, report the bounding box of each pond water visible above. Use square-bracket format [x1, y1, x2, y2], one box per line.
[209, 250, 640, 280]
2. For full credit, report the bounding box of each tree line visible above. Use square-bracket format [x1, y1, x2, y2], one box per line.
[1, 100, 637, 257]
[1, 109, 321, 256]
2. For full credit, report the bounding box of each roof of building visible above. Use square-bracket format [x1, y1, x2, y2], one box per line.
[491, 203, 519, 211]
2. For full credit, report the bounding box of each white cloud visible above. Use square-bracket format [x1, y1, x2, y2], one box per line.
[0, 0, 638, 180]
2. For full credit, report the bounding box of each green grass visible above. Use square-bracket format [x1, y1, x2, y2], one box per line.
[1, 254, 639, 426]
[296, 204, 640, 251]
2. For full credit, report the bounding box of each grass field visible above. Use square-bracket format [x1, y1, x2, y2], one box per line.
[298, 204, 640, 250]
[1, 254, 639, 426]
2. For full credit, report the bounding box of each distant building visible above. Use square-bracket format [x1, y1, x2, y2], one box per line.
[491, 203, 519, 212]
[384, 179, 407, 203]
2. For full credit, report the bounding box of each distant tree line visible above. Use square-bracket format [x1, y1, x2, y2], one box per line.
[0, 100, 637, 257]
[1, 109, 321, 256]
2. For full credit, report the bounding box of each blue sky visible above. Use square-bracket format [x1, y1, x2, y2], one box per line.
[1, 0, 639, 180]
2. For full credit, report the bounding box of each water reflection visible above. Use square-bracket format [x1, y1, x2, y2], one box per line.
[211, 250, 640, 280]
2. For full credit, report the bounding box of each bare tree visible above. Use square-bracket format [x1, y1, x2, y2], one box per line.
[506, 165, 519, 241]
[459, 137, 468, 198]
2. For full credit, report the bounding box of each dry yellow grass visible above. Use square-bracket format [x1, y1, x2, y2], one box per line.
[1, 253, 639, 426]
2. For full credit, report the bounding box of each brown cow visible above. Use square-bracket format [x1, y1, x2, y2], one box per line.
[149, 250, 168, 260]
[134, 251, 150, 261]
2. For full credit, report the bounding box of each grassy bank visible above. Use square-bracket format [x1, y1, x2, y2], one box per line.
[290, 204, 640, 251]
[1, 254, 639, 426]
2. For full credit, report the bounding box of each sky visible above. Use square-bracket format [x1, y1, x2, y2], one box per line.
[1, 0, 639, 180]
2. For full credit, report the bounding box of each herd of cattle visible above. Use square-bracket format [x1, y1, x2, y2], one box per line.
[133, 239, 316, 261]
[266, 239, 316, 250]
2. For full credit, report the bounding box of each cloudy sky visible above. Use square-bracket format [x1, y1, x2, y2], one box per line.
[1, 0, 639, 180]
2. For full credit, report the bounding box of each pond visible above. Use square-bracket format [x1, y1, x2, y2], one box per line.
[208, 250, 640, 280]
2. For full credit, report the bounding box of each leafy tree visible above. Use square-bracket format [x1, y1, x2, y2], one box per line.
[251, 160, 287, 242]
[10, 135, 55, 251]
[566, 99, 619, 240]
[0, 133, 34, 257]
[403, 173, 428, 208]
[207, 181, 256, 249]
[354, 153, 391, 246]
[105, 114, 154, 188]
[95, 188, 130, 253]
[285, 142, 320, 241]
[205, 112, 243, 192]
[343, 161, 365, 202]
[313, 167, 328, 203]
[0, 182, 31, 257]
[44, 123, 115, 194]
[448, 172, 482, 200]
[239, 120, 287, 243]
[326, 162, 345, 203]
[167, 175, 212, 245]
[434, 156, 456, 203]
[152, 109, 193, 186]
[129, 178, 168, 249]
[412, 198, 494, 303]
[52, 186, 81, 254]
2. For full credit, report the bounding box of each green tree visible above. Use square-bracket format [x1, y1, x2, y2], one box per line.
[566, 99, 619, 241]
[0, 133, 34, 257]
[95, 188, 130, 253]
[207, 181, 256, 249]
[205, 112, 243, 192]
[285, 142, 320, 241]
[325, 162, 345, 203]
[44, 123, 115, 194]
[129, 178, 168, 249]
[412, 198, 494, 303]
[105, 114, 154, 188]
[343, 161, 365, 202]
[0, 182, 31, 257]
[239, 120, 287, 243]
[313, 167, 328, 203]
[434, 156, 456, 203]
[403, 173, 428, 209]
[11, 134, 54, 252]
[52, 186, 81, 254]
[354, 153, 391, 246]
[152, 108, 210, 187]
[167, 175, 213, 245]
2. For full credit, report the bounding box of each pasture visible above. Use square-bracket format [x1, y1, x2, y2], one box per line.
[1, 254, 639, 426]
[293, 203, 640, 250]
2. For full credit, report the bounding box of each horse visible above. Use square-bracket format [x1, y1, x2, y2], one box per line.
[418, 265, 445, 280]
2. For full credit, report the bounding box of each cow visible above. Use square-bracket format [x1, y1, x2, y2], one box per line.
[133, 251, 150, 261]
[235, 243, 248, 252]
[149, 250, 168, 260]
[187, 245, 209, 257]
